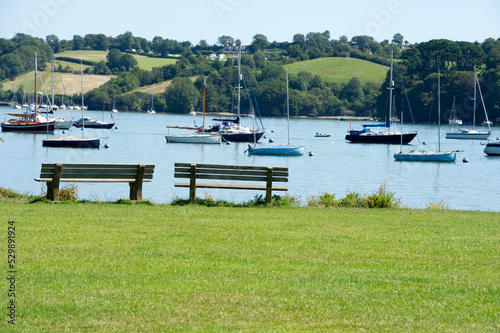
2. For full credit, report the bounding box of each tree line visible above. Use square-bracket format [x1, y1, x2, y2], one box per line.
[1, 32, 500, 123]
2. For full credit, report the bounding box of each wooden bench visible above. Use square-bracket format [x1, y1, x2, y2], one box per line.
[35, 163, 155, 201]
[174, 162, 288, 203]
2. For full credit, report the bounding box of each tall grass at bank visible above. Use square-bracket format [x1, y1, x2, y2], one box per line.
[1, 201, 499, 332]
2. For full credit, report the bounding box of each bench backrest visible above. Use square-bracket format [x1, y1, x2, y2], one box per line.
[174, 163, 288, 183]
[39, 163, 155, 182]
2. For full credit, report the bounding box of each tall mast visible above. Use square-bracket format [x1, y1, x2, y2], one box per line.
[51, 50, 55, 107]
[237, 44, 242, 125]
[438, 68, 441, 152]
[34, 53, 37, 117]
[203, 79, 206, 130]
[286, 67, 290, 145]
[388, 45, 394, 132]
[81, 61, 85, 138]
[473, 65, 476, 130]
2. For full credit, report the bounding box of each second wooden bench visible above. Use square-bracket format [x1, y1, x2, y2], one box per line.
[174, 162, 288, 203]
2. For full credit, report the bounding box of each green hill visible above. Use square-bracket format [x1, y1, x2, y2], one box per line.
[56, 50, 178, 70]
[286, 57, 389, 85]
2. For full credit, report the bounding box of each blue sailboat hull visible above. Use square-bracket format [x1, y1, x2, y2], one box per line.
[394, 151, 456, 162]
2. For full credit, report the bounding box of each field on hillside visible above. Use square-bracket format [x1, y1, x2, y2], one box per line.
[132, 54, 178, 70]
[56, 50, 108, 62]
[287, 57, 389, 84]
[126, 76, 198, 95]
[2, 71, 115, 96]
[56, 50, 178, 70]
[0, 202, 498, 331]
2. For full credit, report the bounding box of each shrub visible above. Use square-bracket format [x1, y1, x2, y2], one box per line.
[58, 184, 79, 202]
[307, 192, 337, 207]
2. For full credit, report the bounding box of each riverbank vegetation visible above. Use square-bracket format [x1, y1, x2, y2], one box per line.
[1, 188, 498, 331]
[1, 32, 499, 122]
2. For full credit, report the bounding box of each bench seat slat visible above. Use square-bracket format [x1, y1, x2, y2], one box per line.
[174, 162, 288, 172]
[40, 172, 152, 179]
[174, 168, 288, 177]
[174, 174, 288, 182]
[41, 163, 155, 169]
[36, 178, 153, 183]
[174, 182, 288, 191]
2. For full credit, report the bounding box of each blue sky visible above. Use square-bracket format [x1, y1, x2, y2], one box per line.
[1, 0, 499, 45]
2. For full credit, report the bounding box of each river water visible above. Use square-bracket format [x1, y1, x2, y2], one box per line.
[1, 106, 499, 211]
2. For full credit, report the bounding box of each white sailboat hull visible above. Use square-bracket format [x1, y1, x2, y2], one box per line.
[165, 134, 221, 144]
[446, 129, 490, 140]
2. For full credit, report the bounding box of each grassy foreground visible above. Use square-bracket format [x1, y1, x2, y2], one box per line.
[1, 202, 499, 332]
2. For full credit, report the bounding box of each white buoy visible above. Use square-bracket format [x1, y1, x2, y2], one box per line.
[226, 141, 231, 145]
[423, 142, 427, 145]
[104, 144, 110, 149]
[309, 152, 314, 156]
[115, 126, 118, 129]
[463, 158, 468, 163]
[62, 131, 66, 134]
[269, 138, 274, 143]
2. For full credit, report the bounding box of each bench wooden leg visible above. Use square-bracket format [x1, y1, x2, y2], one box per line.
[47, 163, 62, 201]
[265, 167, 273, 204]
[189, 164, 197, 202]
[130, 164, 145, 201]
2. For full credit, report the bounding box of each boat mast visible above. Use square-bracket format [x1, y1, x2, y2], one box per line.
[438, 68, 441, 152]
[34, 53, 37, 117]
[388, 45, 394, 132]
[203, 78, 206, 130]
[237, 44, 242, 128]
[51, 50, 55, 108]
[152, 85, 154, 111]
[473, 65, 476, 130]
[286, 67, 290, 145]
[81, 61, 85, 138]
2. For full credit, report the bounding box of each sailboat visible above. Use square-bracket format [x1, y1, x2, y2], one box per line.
[247, 68, 305, 156]
[448, 97, 462, 125]
[165, 79, 222, 144]
[42, 62, 100, 148]
[11, 86, 21, 109]
[112, 94, 118, 113]
[73, 91, 115, 129]
[203, 44, 265, 142]
[484, 138, 500, 156]
[1, 53, 55, 133]
[345, 46, 417, 144]
[148, 85, 156, 114]
[394, 69, 457, 162]
[47, 52, 74, 130]
[446, 66, 490, 140]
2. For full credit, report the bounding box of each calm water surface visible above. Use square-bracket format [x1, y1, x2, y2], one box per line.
[1, 106, 499, 211]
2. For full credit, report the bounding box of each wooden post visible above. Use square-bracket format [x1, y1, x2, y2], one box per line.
[130, 164, 146, 201]
[189, 164, 197, 202]
[265, 167, 273, 204]
[47, 163, 62, 201]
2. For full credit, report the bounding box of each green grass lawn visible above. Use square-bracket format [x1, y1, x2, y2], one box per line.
[287, 57, 389, 85]
[1, 201, 498, 331]
[56, 50, 109, 62]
